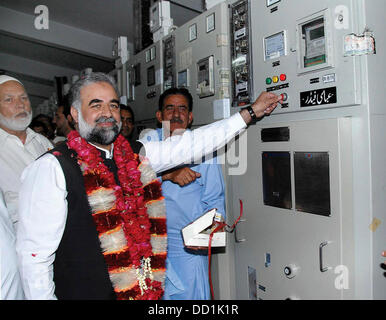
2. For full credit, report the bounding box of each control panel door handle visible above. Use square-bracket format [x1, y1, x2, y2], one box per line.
[319, 241, 331, 272]
[235, 219, 246, 243]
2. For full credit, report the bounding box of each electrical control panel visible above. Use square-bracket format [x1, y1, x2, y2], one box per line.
[125, 40, 163, 122]
[163, 34, 176, 91]
[222, 0, 385, 301]
[196, 55, 215, 98]
[149, 0, 171, 33]
[230, 0, 254, 108]
[174, 2, 231, 125]
[251, 1, 362, 113]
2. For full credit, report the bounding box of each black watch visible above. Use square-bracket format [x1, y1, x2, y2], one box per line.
[243, 106, 258, 121]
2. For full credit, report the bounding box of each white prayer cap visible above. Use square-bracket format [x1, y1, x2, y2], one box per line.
[0, 75, 23, 86]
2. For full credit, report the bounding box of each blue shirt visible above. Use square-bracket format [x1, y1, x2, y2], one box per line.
[144, 128, 226, 299]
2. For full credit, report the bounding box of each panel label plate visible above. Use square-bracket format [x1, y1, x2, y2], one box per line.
[300, 86, 337, 107]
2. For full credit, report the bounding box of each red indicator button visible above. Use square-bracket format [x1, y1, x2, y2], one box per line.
[280, 74, 287, 81]
[280, 93, 288, 101]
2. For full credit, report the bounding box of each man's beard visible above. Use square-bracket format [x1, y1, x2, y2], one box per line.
[78, 111, 122, 145]
[0, 110, 32, 131]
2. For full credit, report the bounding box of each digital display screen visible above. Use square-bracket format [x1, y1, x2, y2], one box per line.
[310, 26, 324, 40]
[303, 18, 326, 67]
[264, 31, 286, 60]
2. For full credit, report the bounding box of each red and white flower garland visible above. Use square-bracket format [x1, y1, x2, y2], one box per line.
[67, 130, 167, 300]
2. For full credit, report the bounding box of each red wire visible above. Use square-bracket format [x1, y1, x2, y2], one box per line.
[208, 199, 244, 300]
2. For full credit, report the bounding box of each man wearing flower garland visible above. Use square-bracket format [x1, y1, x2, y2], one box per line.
[16, 72, 281, 300]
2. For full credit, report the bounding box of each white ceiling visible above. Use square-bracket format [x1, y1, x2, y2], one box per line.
[0, 0, 135, 39]
[0, 0, 203, 42]
[0, 0, 204, 106]
[0, 32, 114, 72]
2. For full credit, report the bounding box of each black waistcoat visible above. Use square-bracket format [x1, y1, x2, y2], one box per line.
[47, 143, 116, 300]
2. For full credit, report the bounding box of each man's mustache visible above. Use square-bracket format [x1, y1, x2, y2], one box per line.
[95, 117, 117, 124]
[170, 117, 183, 124]
[14, 111, 30, 118]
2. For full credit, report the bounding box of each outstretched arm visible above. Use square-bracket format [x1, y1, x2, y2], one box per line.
[141, 92, 281, 173]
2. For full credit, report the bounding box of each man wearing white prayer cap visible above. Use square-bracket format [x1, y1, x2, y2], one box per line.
[0, 75, 52, 229]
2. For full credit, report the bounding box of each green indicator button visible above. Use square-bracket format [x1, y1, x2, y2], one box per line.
[266, 77, 272, 85]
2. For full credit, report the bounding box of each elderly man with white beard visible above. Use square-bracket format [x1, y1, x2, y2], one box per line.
[16, 72, 281, 300]
[0, 75, 53, 229]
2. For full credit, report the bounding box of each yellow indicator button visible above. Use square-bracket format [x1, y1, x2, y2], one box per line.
[272, 76, 279, 83]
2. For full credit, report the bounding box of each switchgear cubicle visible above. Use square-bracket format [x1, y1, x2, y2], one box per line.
[222, 0, 385, 300]
[125, 2, 232, 128]
[119, 0, 385, 300]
